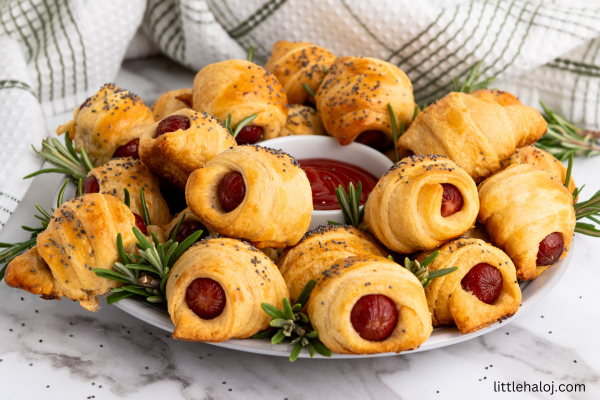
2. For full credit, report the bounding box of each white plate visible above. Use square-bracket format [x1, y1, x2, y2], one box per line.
[54, 177, 574, 359]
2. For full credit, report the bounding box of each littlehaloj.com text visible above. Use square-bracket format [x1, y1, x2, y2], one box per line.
[494, 381, 585, 395]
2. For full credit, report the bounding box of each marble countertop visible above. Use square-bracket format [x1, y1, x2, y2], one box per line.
[1, 56, 599, 400]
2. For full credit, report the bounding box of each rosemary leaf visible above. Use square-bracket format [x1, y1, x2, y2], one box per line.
[302, 83, 316, 99]
[121, 285, 152, 297]
[123, 188, 131, 208]
[427, 267, 458, 280]
[92, 269, 132, 284]
[261, 302, 286, 320]
[295, 279, 316, 308]
[564, 151, 574, 189]
[271, 330, 286, 344]
[139, 188, 152, 226]
[388, 103, 400, 162]
[56, 179, 69, 208]
[290, 342, 303, 362]
[283, 297, 294, 320]
[246, 45, 255, 63]
[310, 338, 332, 357]
[231, 114, 259, 138]
[106, 291, 135, 304]
[252, 330, 276, 339]
[420, 250, 440, 268]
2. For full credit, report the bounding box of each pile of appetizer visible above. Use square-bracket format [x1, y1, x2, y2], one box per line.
[2, 40, 597, 360]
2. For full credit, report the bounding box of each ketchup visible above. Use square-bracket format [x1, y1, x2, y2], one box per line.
[298, 159, 378, 210]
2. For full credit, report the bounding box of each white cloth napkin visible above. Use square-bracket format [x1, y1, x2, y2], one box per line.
[1, 0, 600, 231]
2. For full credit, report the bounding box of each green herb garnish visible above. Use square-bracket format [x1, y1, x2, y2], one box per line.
[253, 279, 332, 362]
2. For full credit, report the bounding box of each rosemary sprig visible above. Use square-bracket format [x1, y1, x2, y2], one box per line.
[24, 134, 94, 180]
[253, 279, 332, 362]
[452, 61, 496, 94]
[327, 182, 367, 231]
[223, 113, 259, 138]
[397, 252, 457, 288]
[246, 45, 255, 63]
[0, 180, 70, 281]
[95, 213, 203, 304]
[564, 154, 600, 237]
[535, 101, 600, 160]
[388, 103, 405, 162]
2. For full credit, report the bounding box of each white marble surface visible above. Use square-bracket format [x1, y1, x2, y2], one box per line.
[1, 56, 600, 400]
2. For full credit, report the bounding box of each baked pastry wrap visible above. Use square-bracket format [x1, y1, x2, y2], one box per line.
[468, 89, 522, 106]
[193, 59, 288, 141]
[419, 238, 521, 334]
[396, 92, 547, 182]
[501, 145, 577, 198]
[186, 145, 312, 248]
[365, 154, 479, 254]
[315, 56, 414, 148]
[34, 194, 137, 311]
[277, 224, 390, 304]
[265, 40, 336, 105]
[478, 164, 576, 280]
[5, 247, 65, 300]
[307, 255, 432, 354]
[279, 104, 326, 137]
[139, 108, 236, 191]
[151, 88, 193, 121]
[87, 157, 172, 226]
[56, 83, 154, 166]
[166, 237, 289, 342]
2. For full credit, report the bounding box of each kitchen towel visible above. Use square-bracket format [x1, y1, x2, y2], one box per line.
[1, 0, 599, 230]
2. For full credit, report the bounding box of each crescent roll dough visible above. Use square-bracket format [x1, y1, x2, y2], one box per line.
[365, 154, 479, 254]
[279, 104, 326, 137]
[193, 59, 288, 141]
[56, 83, 155, 166]
[186, 145, 313, 249]
[139, 108, 236, 191]
[88, 157, 172, 226]
[419, 238, 521, 334]
[315, 57, 415, 148]
[468, 89, 522, 106]
[478, 164, 576, 280]
[501, 145, 577, 198]
[151, 88, 193, 121]
[277, 224, 390, 304]
[265, 40, 337, 105]
[34, 194, 137, 311]
[308, 255, 432, 354]
[5, 247, 65, 300]
[396, 92, 548, 182]
[166, 237, 289, 342]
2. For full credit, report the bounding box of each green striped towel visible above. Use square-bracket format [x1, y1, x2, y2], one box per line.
[1, 0, 599, 230]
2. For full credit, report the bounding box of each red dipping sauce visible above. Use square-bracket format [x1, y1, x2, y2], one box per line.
[298, 158, 378, 210]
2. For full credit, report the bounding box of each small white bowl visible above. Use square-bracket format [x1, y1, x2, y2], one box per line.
[261, 136, 394, 230]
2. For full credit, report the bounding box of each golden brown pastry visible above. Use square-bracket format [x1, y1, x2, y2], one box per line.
[468, 89, 522, 106]
[365, 154, 479, 254]
[56, 83, 155, 166]
[277, 224, 390, 304]
[279, 104, 326, 137]
[265, 41, 336, 105]
[419, 238, 521, 334]
[193, 59, 288, 144]
[396, 92, 548, 182]
[315, 56, 415, 149]
[501, 145, 577, 198]
[478, 164, 576, 280]
[4, 247, 64, 300]
[186, 145, 312, 249]
[85, 157, 172, 226]
[166, 237, 289, 342]
[151, 88, 193, 121]
[139, 108, 236, 191]
[27, 194, 137, 311]
[307, 255, 432, 354]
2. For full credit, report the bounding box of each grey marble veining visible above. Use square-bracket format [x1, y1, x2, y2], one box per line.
[1, 56, 599, 400]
